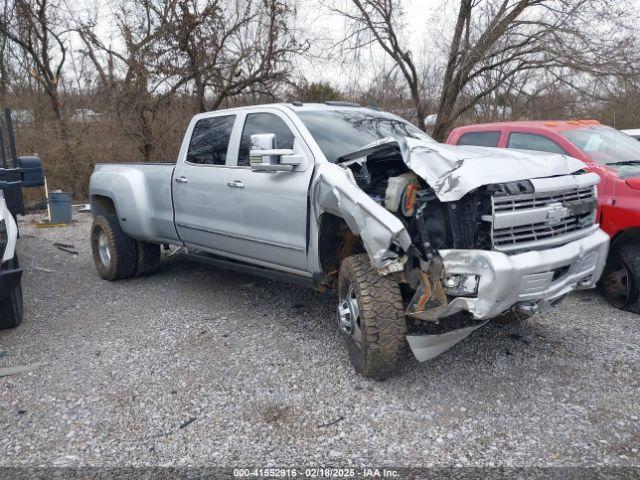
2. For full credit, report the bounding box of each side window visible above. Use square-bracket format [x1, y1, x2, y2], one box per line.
[507, 132, 568, 155]
[186, 115, 235, 165]
[238, 113, 295, 166]
[457, 131, 501, 148]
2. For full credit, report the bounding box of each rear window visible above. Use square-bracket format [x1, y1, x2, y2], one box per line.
[457, 131, 501, 148]
[186, 115, 235, 165]
[507, 132, 568, 155]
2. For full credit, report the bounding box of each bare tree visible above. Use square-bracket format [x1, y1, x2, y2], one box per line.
[335, 0, 636, 140]
[151, 0, 306, 112]
[333, 0, 427, 129]
[75, 0, 181, 161]
[0, 0, 69, 122]
[75, 0, 306, 160]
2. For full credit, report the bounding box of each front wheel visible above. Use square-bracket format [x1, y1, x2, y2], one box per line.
[337, 254, 407, 379]
[0, 256, 24, 329]
[601, 243, 640, 313]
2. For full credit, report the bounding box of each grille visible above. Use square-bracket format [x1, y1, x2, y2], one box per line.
[493, 187, 595, 212]
[491, 186, 596, 251]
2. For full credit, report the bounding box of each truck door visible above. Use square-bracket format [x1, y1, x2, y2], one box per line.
[172, 113, 238, 253]
[222, 110, 314, 272]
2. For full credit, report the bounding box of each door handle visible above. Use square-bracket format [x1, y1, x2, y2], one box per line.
[175, 176, 189, 184]
[227, 180, 245, 188]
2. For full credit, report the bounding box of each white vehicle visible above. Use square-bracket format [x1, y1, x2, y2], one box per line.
[622, 129, 640, 141]
[0, 190, 22, 327]
[0, 108, 45, 328]
[70, 108, 102, 124]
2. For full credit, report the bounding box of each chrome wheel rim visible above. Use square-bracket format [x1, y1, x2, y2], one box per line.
[603, 260, 631, 308]
[97, 230, 111, 268]
[337, 285, 362, 343]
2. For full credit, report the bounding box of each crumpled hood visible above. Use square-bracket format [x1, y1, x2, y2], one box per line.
[398, 138, 586, 201]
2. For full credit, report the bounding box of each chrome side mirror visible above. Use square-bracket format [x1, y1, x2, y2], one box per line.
[249, 133, 304, 172]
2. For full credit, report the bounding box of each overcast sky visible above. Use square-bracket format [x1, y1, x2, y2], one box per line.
[73, 0, 451, 88]
[295, 0, 448, 86]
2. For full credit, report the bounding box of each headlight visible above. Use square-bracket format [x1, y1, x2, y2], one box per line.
[444, 273, 479, 297]
[0, 219, 6, 261]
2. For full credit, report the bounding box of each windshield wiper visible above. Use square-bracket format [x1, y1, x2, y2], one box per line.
[607, 160, 640, 166]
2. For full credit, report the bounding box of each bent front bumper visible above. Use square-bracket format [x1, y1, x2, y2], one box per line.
[406, 228, 609, 362]
[435, 227, 609, 320]
[0, 263, 22, 302]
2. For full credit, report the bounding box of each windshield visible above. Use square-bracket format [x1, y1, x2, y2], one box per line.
[561, 125, 640, 166]
[296, 109, 434, 163]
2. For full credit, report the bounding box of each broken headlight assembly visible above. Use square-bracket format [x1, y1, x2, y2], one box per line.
[443, 273, 480, 297]
[0, 219, 6, 261]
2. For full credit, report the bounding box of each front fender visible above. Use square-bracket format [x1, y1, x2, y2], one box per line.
[311, 163, 411, 271]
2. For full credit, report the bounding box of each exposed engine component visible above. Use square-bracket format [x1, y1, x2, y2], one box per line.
[400, 182, 420, 217]
[343, 151, 494, 260]
[384, 172, 418, 212]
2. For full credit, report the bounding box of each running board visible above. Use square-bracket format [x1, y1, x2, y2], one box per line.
[182, 252, 316, 289]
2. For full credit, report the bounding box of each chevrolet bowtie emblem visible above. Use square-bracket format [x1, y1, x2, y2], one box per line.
[546, 203, 570, 226]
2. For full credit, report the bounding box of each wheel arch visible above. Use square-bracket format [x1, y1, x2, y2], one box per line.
[610, 227, 640, 251]
[318, 213, 365, 285]
[90, 194, 118, 218]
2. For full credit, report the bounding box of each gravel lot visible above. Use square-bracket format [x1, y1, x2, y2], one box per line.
[1, 212, 639, 468]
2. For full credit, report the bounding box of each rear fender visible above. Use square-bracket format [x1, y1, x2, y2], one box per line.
[89, 165, 178, 244]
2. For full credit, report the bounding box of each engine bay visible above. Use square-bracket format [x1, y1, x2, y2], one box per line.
[338, 143, 493, 266]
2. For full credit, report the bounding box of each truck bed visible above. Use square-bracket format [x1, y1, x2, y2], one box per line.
[89, 163, 180, 244]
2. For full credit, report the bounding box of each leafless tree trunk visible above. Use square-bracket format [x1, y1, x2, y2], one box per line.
[0, 0, 68, 123]
[332, 0, 427, 130]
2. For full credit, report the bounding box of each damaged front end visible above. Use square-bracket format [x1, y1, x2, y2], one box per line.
[312, 136, 608, 361]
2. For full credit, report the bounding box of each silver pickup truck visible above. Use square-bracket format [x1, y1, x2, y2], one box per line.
[89, 102, 609, 378]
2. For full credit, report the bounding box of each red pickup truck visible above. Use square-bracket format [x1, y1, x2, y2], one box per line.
[447, 120, 640, 313]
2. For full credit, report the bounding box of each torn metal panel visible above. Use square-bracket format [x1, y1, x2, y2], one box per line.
[407, 321, 489, 362]
[339, 136, 587, 202]
[406, 259, 449, 321]
[402, 138, 587, 201]
[311, 162, 411, 270]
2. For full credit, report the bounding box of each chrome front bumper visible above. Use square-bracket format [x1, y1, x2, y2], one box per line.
[438, 226, 609, 320]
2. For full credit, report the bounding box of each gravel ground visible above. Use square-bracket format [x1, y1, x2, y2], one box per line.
[0, 212, 639, 468]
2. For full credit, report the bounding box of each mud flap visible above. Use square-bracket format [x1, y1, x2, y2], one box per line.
[406, 321, 489, 362]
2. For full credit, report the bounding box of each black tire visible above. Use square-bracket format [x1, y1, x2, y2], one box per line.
[0, 256, 24, 329]
[90, 214, 137, 281]
[601, 243, 640, 313]
[337, 254, 407, 379]
[135, 241, 161, 277]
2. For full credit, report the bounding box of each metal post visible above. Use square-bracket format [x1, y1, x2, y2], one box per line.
[0, 116, 6, 168]
[4, 108, 18, 168]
